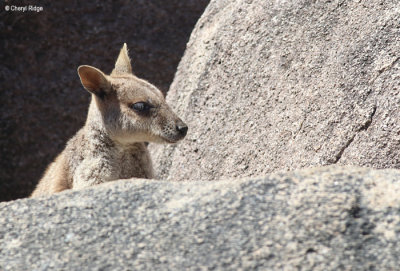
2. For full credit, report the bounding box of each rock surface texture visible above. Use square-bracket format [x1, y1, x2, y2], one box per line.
[150, 0, 400, 181]
[0, 0, 209, 201]
[1, 166, 400, 270]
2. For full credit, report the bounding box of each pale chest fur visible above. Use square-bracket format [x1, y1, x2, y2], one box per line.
[114, 143, 153, 179]
[66, 129, 153, 189]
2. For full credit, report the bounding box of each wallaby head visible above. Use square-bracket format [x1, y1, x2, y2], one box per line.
[77, 43, 188, 145]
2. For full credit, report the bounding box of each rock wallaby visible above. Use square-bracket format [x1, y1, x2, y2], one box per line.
[31, 43, 188, 197]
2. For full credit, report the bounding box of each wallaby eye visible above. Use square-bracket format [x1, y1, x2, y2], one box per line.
[130, 102, 153, 113]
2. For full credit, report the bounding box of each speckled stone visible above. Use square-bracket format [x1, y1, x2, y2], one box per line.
[150, 0, 400, 182]
[1, 166, 399, 270]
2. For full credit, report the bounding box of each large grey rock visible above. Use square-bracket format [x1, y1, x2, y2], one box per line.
[1, 166, 400, 270]
[150, 0, 400, 181]
[0, 0, 209, 201]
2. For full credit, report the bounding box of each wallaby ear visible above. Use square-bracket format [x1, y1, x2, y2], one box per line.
[77, 65, 111, 99]
[111, 43, 133, 76]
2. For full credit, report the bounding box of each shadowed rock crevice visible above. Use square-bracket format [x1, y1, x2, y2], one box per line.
[369, 57, 400, 85]
[329, 105, 377, 164]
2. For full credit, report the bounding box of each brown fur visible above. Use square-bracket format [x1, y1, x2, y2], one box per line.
[31, 44, 187, 197]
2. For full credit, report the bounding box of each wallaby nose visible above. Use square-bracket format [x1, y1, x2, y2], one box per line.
[176, 121, 188, 137]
